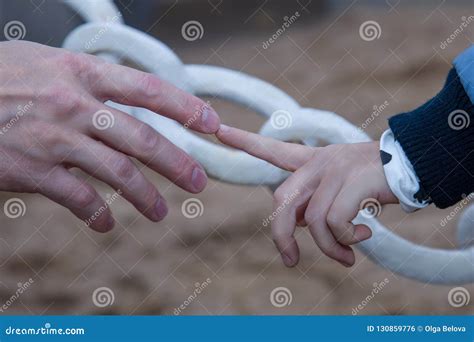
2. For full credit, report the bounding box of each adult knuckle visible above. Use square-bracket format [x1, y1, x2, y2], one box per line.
[113, 156, 136, 181]
[57, 51, 76, 67]
[59, 52, 90, 76]
[140, 74, 161, 99]
[137, 124, 159, 155]
[34, 121, 58, 140]
[179, 91, 191, 111]
[38, 124, 71, 152]
[44, 85, 83, 112]
[194, 99, 208, 113]
[170, 152, 190, 178]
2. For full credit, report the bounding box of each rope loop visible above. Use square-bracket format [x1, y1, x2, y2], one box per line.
[62, 0, 474, 284]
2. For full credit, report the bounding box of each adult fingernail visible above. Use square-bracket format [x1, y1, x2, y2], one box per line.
[201, 107, 220, 132]
[191, 167, 207, 192]
[154, 198, 168, 221]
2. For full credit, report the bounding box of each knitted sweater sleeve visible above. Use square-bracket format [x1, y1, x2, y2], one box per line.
[388, 68, 474, 209]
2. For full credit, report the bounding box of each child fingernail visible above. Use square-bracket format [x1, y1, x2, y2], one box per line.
[354, 226, 372, 241]
[201, 107, 220, 132]
[219, 124, 231, 133]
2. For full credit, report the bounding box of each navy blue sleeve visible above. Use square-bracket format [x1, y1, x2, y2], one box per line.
[389, 68, 474, 209]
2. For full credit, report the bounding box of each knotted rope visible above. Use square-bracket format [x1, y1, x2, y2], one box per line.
[62, 0, 473, 284]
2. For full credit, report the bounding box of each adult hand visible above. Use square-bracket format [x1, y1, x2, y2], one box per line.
[217, 125, 398, 267]
[0, 41, 220, 232]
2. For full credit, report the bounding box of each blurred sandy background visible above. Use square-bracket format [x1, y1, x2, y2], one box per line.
[0, 0, 473, 315]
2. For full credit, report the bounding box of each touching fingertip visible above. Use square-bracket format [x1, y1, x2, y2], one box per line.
[201, 107, 220, 132]
[218, 124, 231, 134]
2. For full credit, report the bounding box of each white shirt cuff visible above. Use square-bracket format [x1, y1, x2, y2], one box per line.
[380, 129, 430, 212]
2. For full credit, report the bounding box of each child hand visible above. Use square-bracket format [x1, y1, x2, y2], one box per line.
[216, 125, 398, 267]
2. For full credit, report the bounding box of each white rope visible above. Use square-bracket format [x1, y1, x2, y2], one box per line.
[62, 1, 473, 284]
[63, 0, 123, 23]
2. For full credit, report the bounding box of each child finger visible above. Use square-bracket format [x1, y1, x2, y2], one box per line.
[271, 161, 321, 266]
[304, 180, 355, 266]
[295, 200, 309, 226]
[326, 186, 373, 245]
[217, 124, 312, 171]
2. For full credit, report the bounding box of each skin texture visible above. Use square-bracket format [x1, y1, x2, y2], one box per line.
[0, 41, 220, 232]
[217, 124, 399, 267]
